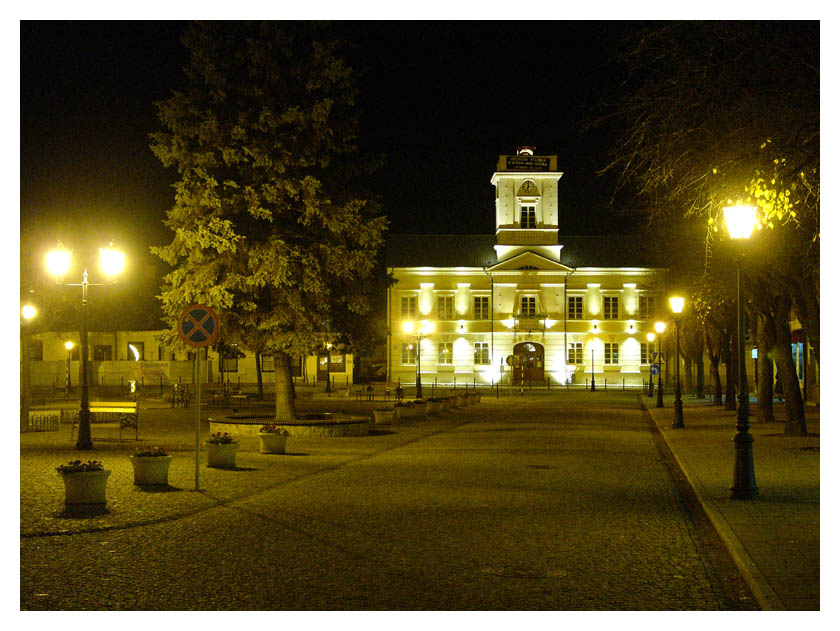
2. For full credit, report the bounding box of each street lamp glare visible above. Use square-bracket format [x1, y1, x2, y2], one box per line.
[99, 246, 125, 278]
[402, 321, 415, 334]
[723, 205, 758, 240]
[64, 341, 74, 351]
[646, 332, 655, 342]
[669, 296, 685, 314]
[46, 247, 72, 279]
[654, 321, 666, 334]
[420, 320, 435, 335]
[21, 304, 37, 320]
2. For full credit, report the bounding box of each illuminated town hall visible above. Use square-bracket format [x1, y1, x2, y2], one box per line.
[385, 148, 665, 389]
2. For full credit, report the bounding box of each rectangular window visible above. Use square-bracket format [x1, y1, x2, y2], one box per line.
[520, 205, 536, 228]
[261, 355, 274, 372]
[93, 345, 112, 361]
[438, 342, 453, 364]
[437, 296, 454, 320]
[640, 342, 652, 365]
[474, 296, 489, 320]
[222, 357, 238, 372]
[568, 295, 583, 319]
[291, 356, 302, 377]
[639, 295, 654, 320]
[605, 343, 619, 365]
[520, 296, 536, 316]
[330, 353, 346, 371]
[474, 342, 490, 365]
[28, 340, 43, 361]
[401, 296, 417, 318]
[603, 296, 619, 320]
[127, 342, 144, 361]
[568, 342, 583, 364]
[401, 343, 417, 365]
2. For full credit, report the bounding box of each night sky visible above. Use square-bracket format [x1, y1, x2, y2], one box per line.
[20, 20, 636, 263]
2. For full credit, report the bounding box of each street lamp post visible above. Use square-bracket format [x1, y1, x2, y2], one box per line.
[47, 243, 125, 450]
[324, 342, 332, 394]
[64, 341, 75, 394]
[403, 320, 434, 398]
[724, 204, 759, 500]
[669, 296, 685, 428]
[646, 332, 655, 397]
[21, 304, 38, 432]
[655, 321, 666, 408]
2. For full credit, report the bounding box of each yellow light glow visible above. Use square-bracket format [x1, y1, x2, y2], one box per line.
[655, 321, 666, 334]
[129, 344, 141, 361]
[99, 246, 125, 278]
[669, 296, 685, 314]
[21, 305, 37, 320]
[402, 321, 415, 334]
[502, 318, 516, 329]
[723, 205, 757, 240]
[46, 247, 71, 279]
[647, 332, 655, 342]
[544, 319, 557, 328]
[420, 320, 435, 335]
[64, 341, 74, 351]
[458, 320, 467, 332]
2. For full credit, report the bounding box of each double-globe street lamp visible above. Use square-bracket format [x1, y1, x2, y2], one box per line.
[21, 304, 38, 432]
[669, 296, 685, 428]
[47, 243, 125, 450]
[654, 320, 666, 408]
[402, 319, 434, 398]
[724, 204, 759, 500]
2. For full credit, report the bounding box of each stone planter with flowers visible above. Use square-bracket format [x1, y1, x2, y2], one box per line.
[206, 432, 239, 468]
[258, 424, 290, 454]
[56, 460, 110, 506]
[130, 446, 173, 486]
[372, 407, 394, 425]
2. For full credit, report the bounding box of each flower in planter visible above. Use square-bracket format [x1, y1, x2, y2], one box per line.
[56, 460, 105, 475]
[259, 424, 290, 436]
[412, 399, 426, 405]
[374, 407, 393, 412]
[134, 446, 169, 457]
[395, 402, 414, 408]
[206, 432, 237, 444]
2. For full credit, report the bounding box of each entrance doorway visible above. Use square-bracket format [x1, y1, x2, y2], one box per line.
[513, 342, 544, 385]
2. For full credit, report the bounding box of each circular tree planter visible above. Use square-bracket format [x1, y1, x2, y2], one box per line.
[373, 408, 394, 425]
[60, 470, 111, 506]
[130, 455, 173, 486]
[206, 442, 239, 468]
[258, 432, 288, 454]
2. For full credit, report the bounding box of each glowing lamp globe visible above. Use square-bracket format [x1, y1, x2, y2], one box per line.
[46, 247, 72, 279]
[21, 305, 37, 321]
[65, 341, 75, 351]
[646, 332, 655, 343]
[654, 321, 666, 334]
[669, 296, 685, 314]
[402, 321, 415, 334]
[99, 246, 125, 278]
[723, 205, 757, 240]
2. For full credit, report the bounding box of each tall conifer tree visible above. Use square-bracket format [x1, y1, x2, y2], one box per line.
[151, 22, 387, 421]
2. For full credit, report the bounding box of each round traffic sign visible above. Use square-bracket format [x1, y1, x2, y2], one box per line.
[177, 304, 220, 348]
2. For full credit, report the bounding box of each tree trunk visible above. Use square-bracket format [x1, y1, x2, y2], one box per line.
[274, 353, 296, 423]
[722, 329, 737, 411]
[755, 314, 776, 423]
[694, 342, 705, 399]
[705, 327, 723, 405]
[774, 295, 807, 436]
[255, 351, 264, 401]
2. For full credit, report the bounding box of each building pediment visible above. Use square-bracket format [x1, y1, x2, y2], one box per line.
[488, 250, 573, 272]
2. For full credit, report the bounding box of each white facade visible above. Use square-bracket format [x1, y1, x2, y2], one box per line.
[386, 149, 666, 388]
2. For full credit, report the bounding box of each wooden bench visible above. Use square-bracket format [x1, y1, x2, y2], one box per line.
[71, 401, 139, 441]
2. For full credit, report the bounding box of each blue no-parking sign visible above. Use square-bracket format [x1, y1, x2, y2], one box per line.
[650, 364, 660, 375]
[177, 304, 220, 347]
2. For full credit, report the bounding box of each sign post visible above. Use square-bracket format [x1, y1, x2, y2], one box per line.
[177, 304, 220, 492]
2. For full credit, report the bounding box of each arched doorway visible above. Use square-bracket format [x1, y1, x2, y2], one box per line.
[513, 342, 544, 385]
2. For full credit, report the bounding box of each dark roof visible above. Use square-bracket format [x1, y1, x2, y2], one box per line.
[386, 234, 664, 269]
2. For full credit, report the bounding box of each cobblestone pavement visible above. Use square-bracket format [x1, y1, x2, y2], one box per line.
[21, 392, 757, 610]
[643, 395, 820, 611]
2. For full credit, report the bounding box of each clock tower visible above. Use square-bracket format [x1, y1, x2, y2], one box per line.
[490, 146, 563, 264]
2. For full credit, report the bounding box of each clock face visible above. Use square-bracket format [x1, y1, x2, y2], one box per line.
[519, 180, 538, 195]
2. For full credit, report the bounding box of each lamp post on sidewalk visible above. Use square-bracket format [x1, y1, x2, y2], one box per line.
[724, 204, 759, 500]
[403, 320, 434, 398]
[47, 243, 125, 450]
[64, 341, 74, 394]
[655, 321, 666, 408]
[646, 332, 655, 397]
[669, 296, 685, 428]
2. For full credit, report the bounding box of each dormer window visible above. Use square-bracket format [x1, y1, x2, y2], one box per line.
[520, 205, 536, 228]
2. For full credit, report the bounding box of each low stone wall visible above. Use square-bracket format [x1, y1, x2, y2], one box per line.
[209, 412, 370, 438]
